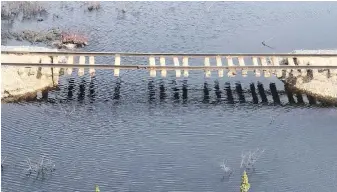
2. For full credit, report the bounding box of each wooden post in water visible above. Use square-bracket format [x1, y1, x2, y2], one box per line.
[114, 54, 120, 77]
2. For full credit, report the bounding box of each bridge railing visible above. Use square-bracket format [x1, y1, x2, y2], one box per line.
[2, 50, 337, 79]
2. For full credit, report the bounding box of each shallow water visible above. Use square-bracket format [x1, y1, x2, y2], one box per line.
[2, 2, 337, 192]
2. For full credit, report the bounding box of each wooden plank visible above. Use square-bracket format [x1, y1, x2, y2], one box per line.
[89, 56, 96, 77]
[67, 55, 74, 75]
[260, 57, 270, 77]
[238, 57, 247, 77]
[252, 57, 260, 77]
[183, 56, 189, 77]
[78, 56, 85, 76]
[204, 57, 211, 77]
[160, 57, 166, 77]
[216, 56, 223, 77]
[173, 57, 181, 78]
[227, 56, 236, 77]
[114, 54, 120, 77]
[149, 56, 156, 77]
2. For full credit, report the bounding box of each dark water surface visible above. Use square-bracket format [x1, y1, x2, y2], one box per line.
[2, 2, 337, 192]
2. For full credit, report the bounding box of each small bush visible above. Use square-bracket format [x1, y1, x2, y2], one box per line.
[61, 31, 88, 47]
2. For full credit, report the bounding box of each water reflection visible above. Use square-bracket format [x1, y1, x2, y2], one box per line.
[159, 81, 166, 101]
[21, 77, 336, 107]
[257, 82, 268, 103]
[89, 76, 96, 103]
[269, 83, 280, 104]
[77, 78, 86, 102]
[224, 82, 234, 104]
[172, 80, 179, 102]
[182, 80, 188, 103]
[113, 79, 121, 100]
[214, 80, 221, 101]
[67, 78, 75, 100]
[250, 83, 259, 104]
[148, 79, 155, 102]
[203, 82, 210, 103]
[235, 82, 245, 103]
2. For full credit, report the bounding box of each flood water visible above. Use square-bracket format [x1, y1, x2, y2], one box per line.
[2, 2, 337, 192]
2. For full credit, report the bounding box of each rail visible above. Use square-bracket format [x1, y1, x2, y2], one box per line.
[2, 50, 337, 78]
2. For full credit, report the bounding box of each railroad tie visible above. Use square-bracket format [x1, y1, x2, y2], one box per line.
[216, 56, 223, 77]
[160, 57, 166, 77]
[183, 56, 189, 77]
[114, 54, 120, 77]
[173, 57, 181, 78]
[204, 57, 211, 78]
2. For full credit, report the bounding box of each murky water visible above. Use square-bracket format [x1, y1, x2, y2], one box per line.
[2, 2, 337, 192]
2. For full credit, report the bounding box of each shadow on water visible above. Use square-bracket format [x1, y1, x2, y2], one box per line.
[182, 80, 188, 103]
[214, 80, 221, 102]
[78, 78, 86, 102]
[159, 80, 166, 102]
[21, 77, 337, 108]
[89, 77, 96, 103]
[148, 79, 156, 102]
[203, 82, 210, 103]
[113, 79, 121, 101]
[225, 82, 234, 104]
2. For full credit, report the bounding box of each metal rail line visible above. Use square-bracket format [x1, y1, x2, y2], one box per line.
[3, 62, 337, 70]
[2, 50, 337, 57]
